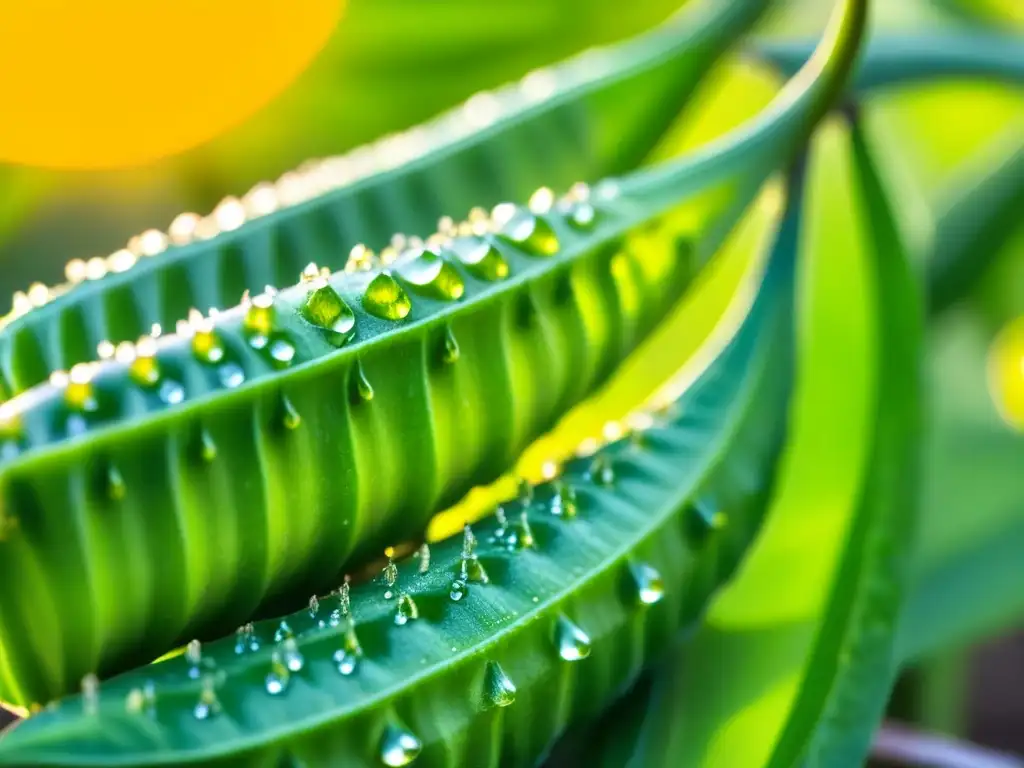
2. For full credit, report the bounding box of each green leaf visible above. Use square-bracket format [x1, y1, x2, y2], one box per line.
[552, 109, 922, 768]
[0, 0, 771, 396]
[0, 166, 802, 767]
[0, 0, 866, 708]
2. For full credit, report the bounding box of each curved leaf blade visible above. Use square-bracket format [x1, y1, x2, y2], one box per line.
[555, 109, 921, 768]
[0, 0, 864, 708]
[0, 175, 801, 767]
[0, 0, 772, 397]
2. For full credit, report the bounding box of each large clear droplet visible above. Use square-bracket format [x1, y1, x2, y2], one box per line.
[628, 562, 665, 606]
[363, 272, 412, 320]
[265, 653, 290, 696]
[482, 661, 517, 709]
[494, 206, 559, 256]
[334, 619, 363, 676]
[280, 638, 305, 672]
[549, 481, 577, 519]
[380, 724, 423, 766]
[555, 615, 591, 662]
[351, 362, 375, 404]
[394, 593, 419, 626]
[300, 282, 356, 347]
[445, 236, 509, 282]
[397, 247, 465, 301]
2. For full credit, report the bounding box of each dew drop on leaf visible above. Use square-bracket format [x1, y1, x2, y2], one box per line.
[493, 205, 559, 256]
[628, 562, 665, 606]
[441, 325, 460, 364]
[446, 236, 509, 281]
[482, 661, 517, 709]
[555, 615, 591, 662]
[397, 247, 465, 301]
[363, 272, 412, 320]
[394, 593, 419, 626]
[380, 724, 422, 766]
[300, 282, 356, 347]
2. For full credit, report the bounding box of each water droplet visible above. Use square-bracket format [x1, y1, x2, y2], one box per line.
[268, 336, 297, 369]
[482, 661, 517, 708]
[105, 464, 126, 501]
[416, 543, 431, 574]
[338, 578, 351, 617]
[280, 637, 305, 672]
[449, 579, 467, 602]
[193, 675, 220, 720]
[394, 593, 419, 626]
[690, 499, 726, 537]
[459, 524, 490, 583]
[308, 595, 320, 618]
[441, 325, 460, 364]
[64, 367, 99, 413]
[217, 362, 246, 389]
[363, 272, 412, 320]
[492, 506, 510, 541]
[555, 615, 591, 662]
[197, 428, 217, 462]
[273, 621, 294, 643]
[158, 379, 186, 405]
[333, 618, 363, 676]
[129, 352, 161, 388]
[382, 556, 398, 597]
[628, 562, 664, 606]
[279, 394, 301, 430]
[300, 282, 356, 347]
[192, 326, 225, 365]
[265, 653, 290, 696]
[380, 723, 422, 766]
[549, 481, 577, 519]
[504, 511, 535, 551]
[557, 200, 597, 230]
[397, 247, 465, 300]
[185, 639, 202, 679]
[351, 362, 374, 404]
[494, 206, 559, 256]
[234, 623, 258, 654]
[244, 292, 276, 339]
[588, 455, 615, 486]
[446, 236, 509, 281]
[81, 673, 99, 715]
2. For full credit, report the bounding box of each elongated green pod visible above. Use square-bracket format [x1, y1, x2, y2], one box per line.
[0, 154, 805, 768]
[0, 0, 772, 401]
[0, 0, 864, 708]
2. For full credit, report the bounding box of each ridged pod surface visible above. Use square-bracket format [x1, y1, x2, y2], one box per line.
[0, 0, 772, 401]
[0, 0, 864, 708]
[0, 151, 803, 768]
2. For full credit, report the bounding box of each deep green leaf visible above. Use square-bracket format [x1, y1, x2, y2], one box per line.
[0, 0, 865, 708]
[550, 108, 921, 768]
[0, 168, 802, 767]
[0, 0, 771, 397]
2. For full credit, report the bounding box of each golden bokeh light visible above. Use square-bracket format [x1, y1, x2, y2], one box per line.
[0, 1, 343, 169]
[987, 315, 1024, 431]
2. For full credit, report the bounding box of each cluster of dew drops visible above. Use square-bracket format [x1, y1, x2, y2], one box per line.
[0, 179, 619, 460]
[1, 42, 615, 323]
[67, 405, 693, 767]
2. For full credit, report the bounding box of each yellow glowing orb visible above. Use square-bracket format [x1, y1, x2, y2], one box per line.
[987, 316, 1024, 431]
[0, 1, 343, 169]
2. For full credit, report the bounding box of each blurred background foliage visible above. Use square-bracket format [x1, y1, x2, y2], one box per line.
[1, 0, 1022, 760]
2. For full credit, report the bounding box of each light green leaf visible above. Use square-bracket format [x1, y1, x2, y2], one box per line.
[553, 109, 922, 768]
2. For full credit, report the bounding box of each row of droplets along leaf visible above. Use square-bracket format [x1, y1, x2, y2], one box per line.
[0, 40, 624, 325]
[61, 401, 727, 767]
[0, 181, 614, 457]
